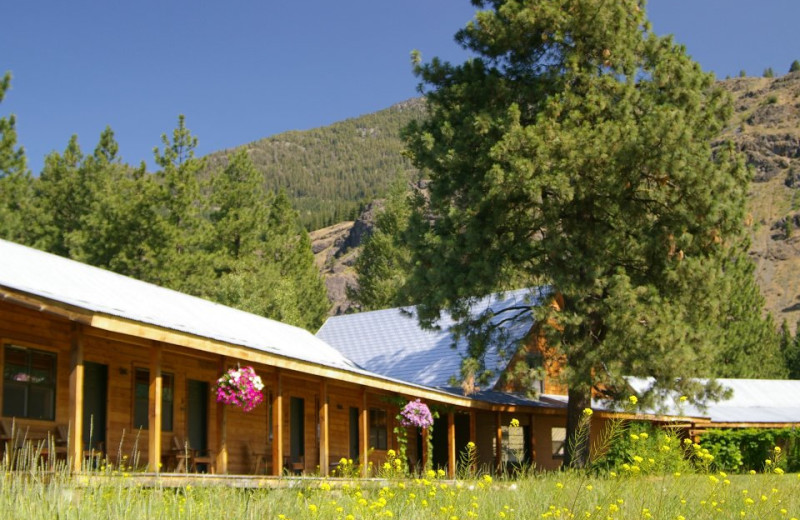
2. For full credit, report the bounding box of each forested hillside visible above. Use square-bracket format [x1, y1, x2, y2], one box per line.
[204, 98, 425, 229]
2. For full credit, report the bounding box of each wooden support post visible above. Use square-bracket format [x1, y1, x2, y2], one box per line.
[271, 370, 283, 476]
[68, 324, 84, 473]
[148, 343, 163, 473]
[495, 412, 503, 473]
[360, 387, 369, 477]
[470, 410, 477, 474]
[422, 428, 429, 470]
[319, 380, 329, 476]
[528, 413, 537, 468]
[447, 412, 456, 478]
[216, 357, 228, 474]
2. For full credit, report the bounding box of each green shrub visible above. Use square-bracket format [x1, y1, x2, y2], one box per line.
[699, 427, 800, 472]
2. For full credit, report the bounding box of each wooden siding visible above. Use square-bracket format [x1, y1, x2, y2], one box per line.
[1, 296, 569, 475]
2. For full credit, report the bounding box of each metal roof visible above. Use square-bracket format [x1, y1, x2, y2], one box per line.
[316, 289, 540, 388]
[625, 377, 800, 424]
[0, 239, 361, 372]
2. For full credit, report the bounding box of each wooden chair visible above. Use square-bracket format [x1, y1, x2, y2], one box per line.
[171, 436, 214, 473]
[284, 455, 304, 475]
[246, 440, 267, 474]
[171, 436, 192, 472]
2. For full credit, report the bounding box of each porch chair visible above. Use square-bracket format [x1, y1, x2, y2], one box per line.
[171, 436, 214, 473]
[246, 440, 268, 474]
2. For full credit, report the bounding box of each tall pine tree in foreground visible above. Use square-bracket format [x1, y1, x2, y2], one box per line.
[404, 0, 767, 467]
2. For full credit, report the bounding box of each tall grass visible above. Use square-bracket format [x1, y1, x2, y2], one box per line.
[2, 417, 800, 519]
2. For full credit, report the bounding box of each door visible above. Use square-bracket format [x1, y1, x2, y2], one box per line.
[187, 379, 209, 453]
[290, 397, 304, 463]
[83, 361, 107, 449]
[349, 407, 360, 460]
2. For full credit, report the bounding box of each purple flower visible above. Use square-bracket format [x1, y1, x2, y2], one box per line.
[399, 399, 433, 429]
[215, 366, 264, 412]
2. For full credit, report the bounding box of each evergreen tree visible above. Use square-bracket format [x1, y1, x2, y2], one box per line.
[404, 0, 751, 466]
[763, 67, 775, 78]
[34, 135, 90, 256]
[68, 128, 169, 281]
[781, 320, 800, 379]
[711, 247, 785, 378]
[204, 150, 328, 330]
[0, 72, 35, 244]
[351, 180, 415, 310]
[152, 115, 213, 293]
[790, 60, 800, 73]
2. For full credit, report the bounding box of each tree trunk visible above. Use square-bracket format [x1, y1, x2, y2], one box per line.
[563, 386, 591, 469]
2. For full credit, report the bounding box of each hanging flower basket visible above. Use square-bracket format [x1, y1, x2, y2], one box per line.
[215, 366, 264, 412]
[399, 399, 434, 429]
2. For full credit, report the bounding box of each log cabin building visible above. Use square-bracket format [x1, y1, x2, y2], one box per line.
[0, 239, 569, 475]
[2, 238, 798, 476]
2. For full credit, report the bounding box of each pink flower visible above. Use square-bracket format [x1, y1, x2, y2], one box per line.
[215, 366, 264, 412]
[399, 399, 434, 429]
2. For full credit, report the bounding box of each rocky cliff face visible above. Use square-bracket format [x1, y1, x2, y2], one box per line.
[309, 201, 383, 315]
[718, 72, 800, 327]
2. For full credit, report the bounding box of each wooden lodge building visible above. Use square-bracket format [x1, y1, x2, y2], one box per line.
[0, 239, 572, 476]
[2, 238, 799, 477]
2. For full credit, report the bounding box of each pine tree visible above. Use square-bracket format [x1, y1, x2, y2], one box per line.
[206, 151, 329, 330]
[790, 60, 800, 73]
[0, 72, 35, 244]
[351, 180, 415, 310]
[34, 135, 90, 256]
[404, 0, 752, 466]
[152, 115, 213, 293]
[781, 320, 800, 378]
[763, 67, 775, 78]
[711, 247, 785, 378]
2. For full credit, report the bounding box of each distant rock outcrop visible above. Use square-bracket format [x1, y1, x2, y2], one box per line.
[309, 201, 383, 315]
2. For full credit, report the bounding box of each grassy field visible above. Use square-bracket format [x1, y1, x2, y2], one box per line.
[2, 419, 799, 519]
[1, 461, 799, 519]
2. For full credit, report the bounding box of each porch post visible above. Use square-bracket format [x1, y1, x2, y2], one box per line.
[422, 428, 429, 469]
[148, 343, 163, 472]
[495, 412, 503, 473]
[360, 387, 368, 477]
[447, 412, 456, 478]
[271, 370, 283, 476]
[216, 356, 228, 474]
[470, 410, 477, 474]
[68, 324, 84, 473]
[319, 380, 329, 476]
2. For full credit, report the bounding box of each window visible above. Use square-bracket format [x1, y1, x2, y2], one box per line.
[2, 344, 56, 421]
[551, 427, 566, 458]
[501, 425, 526, 463]
[368, 408, 387, 450]
[133, 368, 174, 431]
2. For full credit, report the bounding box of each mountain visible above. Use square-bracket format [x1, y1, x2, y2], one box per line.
[718, 72, 800, 328]
[211, 74, 800, 324]
[204, 99, 424, 230]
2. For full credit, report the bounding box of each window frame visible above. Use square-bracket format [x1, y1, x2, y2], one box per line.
[132, 367, 174, 431]
[368, 408, 388, 451]
[2, 342, 57, 422]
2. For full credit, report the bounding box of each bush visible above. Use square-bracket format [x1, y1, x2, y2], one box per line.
[699, 428, 800, 472]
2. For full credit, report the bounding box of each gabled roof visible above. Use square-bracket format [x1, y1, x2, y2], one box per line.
[0, 239, 359, 372]
[0, 239, 558, 410]
[316, 289, 540, 389]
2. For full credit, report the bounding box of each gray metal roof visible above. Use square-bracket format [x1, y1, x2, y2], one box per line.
[0, 239, 361, 372]
[625, 377, 800, 424]
[316, 289, 540, 389]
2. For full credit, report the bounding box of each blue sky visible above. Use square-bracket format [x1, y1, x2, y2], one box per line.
[2, 1, 799, 175]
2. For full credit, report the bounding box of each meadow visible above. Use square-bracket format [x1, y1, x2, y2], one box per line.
[2, 427, 799, 520]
